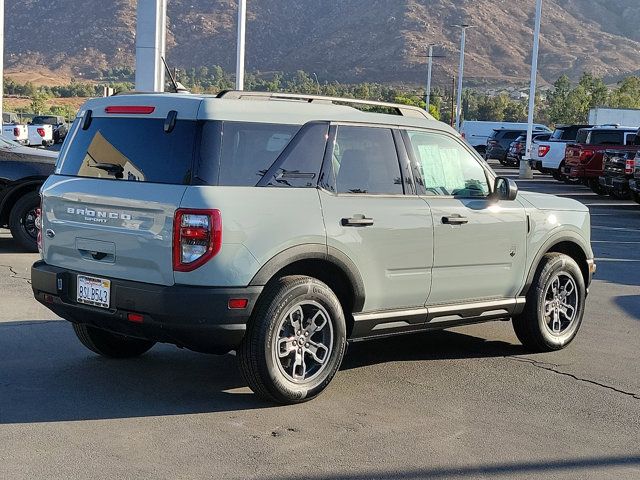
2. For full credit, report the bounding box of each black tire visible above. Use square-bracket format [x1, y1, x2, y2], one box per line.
[8, 191, 40, 252]
[611, 189, 631, 200]
[587, 178, 608, 196]
[513, 253, 586, 352]
[73, 323, 155, 358]
[238, 275, 347, 404]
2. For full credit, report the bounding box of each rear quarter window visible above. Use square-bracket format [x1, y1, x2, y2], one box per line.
[198, 122, 300, 186]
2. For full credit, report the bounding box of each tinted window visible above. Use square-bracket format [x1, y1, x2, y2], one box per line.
[407, 130, 490, 197]
[576, 129, 589, 144]
[262, 123, 329, 188]
[626, 132, 640, 146]
[502, 131, 523, 140]
[589, 131, 624, 145]
[57, 118, 197, 184]
[198, 122, 300, 186]
[331, 126, 403, 195]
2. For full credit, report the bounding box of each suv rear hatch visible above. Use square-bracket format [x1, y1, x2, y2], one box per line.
[41, 98, 202, 286]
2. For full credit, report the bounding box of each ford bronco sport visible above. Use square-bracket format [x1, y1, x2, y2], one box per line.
[31, 91, 595, 404]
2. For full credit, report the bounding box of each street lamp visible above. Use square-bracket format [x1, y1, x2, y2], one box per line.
[520, 0, 543, 180]
[235, 0, 247, 90]
[312, 72, 320, 94]
[451, 24, 475, 131]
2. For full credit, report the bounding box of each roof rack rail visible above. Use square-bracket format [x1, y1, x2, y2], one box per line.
[216, 90, 435, 120]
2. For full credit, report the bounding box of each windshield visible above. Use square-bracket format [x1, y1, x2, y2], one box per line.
[57, 118, 197, 184]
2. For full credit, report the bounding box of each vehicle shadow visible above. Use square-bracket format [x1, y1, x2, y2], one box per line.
[0, 320, 524, 424]
[0, 233, 25, 254]
[254, 454, 640, 480]
[614, 295, 640, 321]
[341, 327, 523, 371]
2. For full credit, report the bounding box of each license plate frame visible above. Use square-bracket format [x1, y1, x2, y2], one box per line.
[77, 275, 111, 309]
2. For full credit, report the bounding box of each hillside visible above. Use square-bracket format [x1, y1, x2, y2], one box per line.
[5, 0, 640, 86]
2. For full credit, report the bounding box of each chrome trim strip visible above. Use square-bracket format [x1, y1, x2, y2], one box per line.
[353, 308, 428, 323]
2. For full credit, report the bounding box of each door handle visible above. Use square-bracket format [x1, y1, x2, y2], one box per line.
[442, 215, 469, 225]
[342, 214, 374, 227]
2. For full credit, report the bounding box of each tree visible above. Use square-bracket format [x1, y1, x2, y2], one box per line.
[29, 92, 50, 115]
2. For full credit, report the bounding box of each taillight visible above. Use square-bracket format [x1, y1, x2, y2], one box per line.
[625, 157, 635, 175]
[35, 206, 42, 253]
[173, 209, 222, 272]
[579, 149, 593, 163]
[538, 145, 550, 157]
[13, 127, 20, 137]
[37, 127, 46, 137]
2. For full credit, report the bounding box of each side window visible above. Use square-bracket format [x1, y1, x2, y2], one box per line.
[407, 130, 490, 197]
[263, 123, 329, 187]
[332, 126, 403, 195]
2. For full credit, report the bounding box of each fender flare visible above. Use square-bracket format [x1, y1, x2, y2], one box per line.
[520, 232, 591, 296]
[249, 243, 366, 312]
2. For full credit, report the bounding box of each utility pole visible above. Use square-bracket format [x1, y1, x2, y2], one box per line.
[452, 24, 475, 131]
[235, 0, 247, 90]
[450, 77, 456, 128]
[520, 0, 543, 180]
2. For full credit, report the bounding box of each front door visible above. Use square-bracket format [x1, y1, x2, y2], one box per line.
[403, 129, 528, 306]
[319, 124, 433, 312]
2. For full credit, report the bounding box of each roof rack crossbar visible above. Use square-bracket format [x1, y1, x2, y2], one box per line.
[216, 90, 435, 120]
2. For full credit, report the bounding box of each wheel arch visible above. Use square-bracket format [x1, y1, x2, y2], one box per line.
[249, 244, 366, 335]
[521, 235, 591, 297]
[0, 180, 44, 226]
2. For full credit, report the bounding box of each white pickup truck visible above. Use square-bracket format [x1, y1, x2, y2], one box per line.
[27, 123, 54, 147]
[530, 124, 592, 181]
[2, 124, 29, 144]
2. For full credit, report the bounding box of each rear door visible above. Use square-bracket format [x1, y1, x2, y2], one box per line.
[319, 124, 433, 312]
[402, 129, 527, 305]
[42, 105, 200, 286]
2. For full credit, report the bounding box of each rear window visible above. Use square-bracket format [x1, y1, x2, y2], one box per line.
[589, 131, 624, 145]
[575, 129, 589, 144]
[57, 118, 198, 184]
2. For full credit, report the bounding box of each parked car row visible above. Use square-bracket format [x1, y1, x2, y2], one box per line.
[2, 113, 69, 147]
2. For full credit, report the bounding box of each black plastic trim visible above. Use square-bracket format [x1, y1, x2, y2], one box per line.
[248, 243, 366, 312]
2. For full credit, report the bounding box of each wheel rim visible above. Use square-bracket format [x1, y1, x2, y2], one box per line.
[543, 273, 579, 335]
[273, 301, 334, 384]
[22, 208, 38, 240]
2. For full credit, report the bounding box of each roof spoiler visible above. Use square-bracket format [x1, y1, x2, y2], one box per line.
[216, 90, 435, 120]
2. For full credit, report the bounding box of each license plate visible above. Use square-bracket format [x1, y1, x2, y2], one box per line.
[77, 275, 111, 309]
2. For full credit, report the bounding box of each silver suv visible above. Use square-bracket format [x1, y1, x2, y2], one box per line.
[31, 91, 596, 404]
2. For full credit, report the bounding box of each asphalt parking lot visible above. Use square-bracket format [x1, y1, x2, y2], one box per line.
[0, 162, 638, 480]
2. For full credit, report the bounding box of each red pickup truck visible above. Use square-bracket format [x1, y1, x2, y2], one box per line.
[564, 126, 640, 194]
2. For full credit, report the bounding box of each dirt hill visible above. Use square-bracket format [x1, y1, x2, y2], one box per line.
[5, 0, 640, 86]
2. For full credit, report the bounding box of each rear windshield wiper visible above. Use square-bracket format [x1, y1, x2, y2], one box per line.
[89, 161, 124, 179]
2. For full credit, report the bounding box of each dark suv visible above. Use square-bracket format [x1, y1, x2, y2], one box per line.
[486, 129, 525, 164]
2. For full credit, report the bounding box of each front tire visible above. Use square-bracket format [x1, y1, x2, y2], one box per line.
[587, 178, 608, 196]
[238, 275, 347, 404]
[73, 324, 155, 358]
[9, 191, 40, 252]
[513, 253, 586, 352]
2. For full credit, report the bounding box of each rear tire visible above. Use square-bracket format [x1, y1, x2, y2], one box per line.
[9, 191, 40, 252]
[238, 275, 347, 404]
[73, 324, 155, 358]
[513, 253, 586, 352]
[587, 178, 608, 196]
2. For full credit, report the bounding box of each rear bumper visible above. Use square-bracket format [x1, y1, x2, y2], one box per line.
[31, 261, 262, 353]
[599, 175, 629, 191]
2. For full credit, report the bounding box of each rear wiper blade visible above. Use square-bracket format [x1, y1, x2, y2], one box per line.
[89, 162, 124, 179]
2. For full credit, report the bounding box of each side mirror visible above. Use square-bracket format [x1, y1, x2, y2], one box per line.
[494, 177, 518, 201]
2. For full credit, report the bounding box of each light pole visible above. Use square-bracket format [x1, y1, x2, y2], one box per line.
[452, 24, 474, 131]
[425, 45, 444, 111]
[235, 0, 247, 90]
[520, 0, 543, 179]
[312, 72, 320, 94]
[0, 0, 4, 124]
